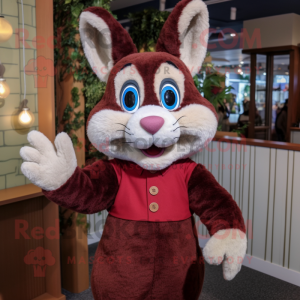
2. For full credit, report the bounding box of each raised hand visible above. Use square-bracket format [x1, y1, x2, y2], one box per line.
[20, 131, 77, 191]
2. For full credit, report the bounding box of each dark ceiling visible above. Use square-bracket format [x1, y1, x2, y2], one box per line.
[168, 0, 300, 24]
[114, 0, 300, 29]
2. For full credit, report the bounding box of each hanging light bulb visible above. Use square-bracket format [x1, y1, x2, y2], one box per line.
[18, 99, 34, 127]
[0, 16, 13, 43]
[17, 1, 33, 128]
[0, 63, 10, 99]
[0, 78, 10, 99]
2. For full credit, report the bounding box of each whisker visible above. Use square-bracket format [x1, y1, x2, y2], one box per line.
[173, 126, 187, 132]
[174, 137, 180, 140]
[116, 123, 130, 130]
[173, 116, 186, 125]
[117, 130, 133, 135]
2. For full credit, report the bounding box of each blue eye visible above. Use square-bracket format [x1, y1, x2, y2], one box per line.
[121, 83, 140, 113]
[160, 82, 180, 111]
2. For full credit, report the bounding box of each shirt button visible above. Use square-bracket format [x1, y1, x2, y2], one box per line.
[149, 202, 159, 212]
[149, 170, 157, 174]
[149, 186, 159, 195]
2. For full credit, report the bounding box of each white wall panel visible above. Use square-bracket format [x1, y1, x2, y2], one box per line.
[252, 147, 270, 260]
[222, 142, 232, 194]
[272, 149, 288, 266]
[211, 141, 219, 181]
[289, 151, 300, 272]
[247, 146, 255, 256]
[241, 146, 250, 229]
[284, 151, 294, 268]
[265, 148, 276, 262]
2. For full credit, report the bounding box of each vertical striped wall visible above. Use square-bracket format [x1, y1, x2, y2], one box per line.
[87, 141, 300, 273]
[87, 210, 108, 245]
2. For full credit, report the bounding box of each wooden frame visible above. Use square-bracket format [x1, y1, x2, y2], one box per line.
[243, 45, 300, 142]
[0, 1, 65, 300]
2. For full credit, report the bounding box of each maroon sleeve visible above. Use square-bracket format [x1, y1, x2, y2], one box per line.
[188, 164, 245, 236]
[43, 159, 119, 214]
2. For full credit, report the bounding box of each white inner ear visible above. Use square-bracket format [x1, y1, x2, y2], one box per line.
[79, 11, 113, 82]
[178, 0, 209, 77]
[154, 63, 185, 106]
[114, 65, 145, 108]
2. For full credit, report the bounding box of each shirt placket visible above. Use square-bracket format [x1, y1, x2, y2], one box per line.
[146, 172, 161, 222]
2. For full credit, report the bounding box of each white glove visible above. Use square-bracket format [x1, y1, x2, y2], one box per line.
[20, 130, 77, 191]
[203, 228, 247, 280]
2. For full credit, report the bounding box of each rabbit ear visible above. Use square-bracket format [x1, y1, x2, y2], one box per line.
[156, 0, 209, 77]
[79, 7, 137, 82]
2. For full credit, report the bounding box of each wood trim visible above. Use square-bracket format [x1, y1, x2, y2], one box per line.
[289, 48, 300, 141]
[43, 199, 65, 299]
[36, 0, 56, 143]
[266, 54, 273, 140]
[32, 293, 66, 300]
[242, 45, 299, 55]
[249, 53, 256, 138]
[215, 131, 238, 138]
[291, 127, 300, 131]
[213, 136, 300, 151]
[0, 184, 42, 206]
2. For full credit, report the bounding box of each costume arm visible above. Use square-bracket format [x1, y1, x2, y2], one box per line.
[188, 164, 247, 280]
[20, 131, 119, 214]
[43, 160, 119, 214]
[188, 164, 245, 235]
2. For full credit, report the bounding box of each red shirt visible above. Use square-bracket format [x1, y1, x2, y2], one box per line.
[43, 157, 246, 235]
[109, 159, 197, 222]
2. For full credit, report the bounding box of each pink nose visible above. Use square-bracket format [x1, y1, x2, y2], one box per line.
[140, 116, 164, 135]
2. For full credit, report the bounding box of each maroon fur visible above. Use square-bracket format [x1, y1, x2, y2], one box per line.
[91, 215, 204, 300]
[43, 159, 245, 299]
[84, 7, 137, 66]
[156, 0, 193, 56]
[87, 52, 217, 126]
[43, 2, 246, 299]
[43, 160, 119, 214]
[188, 164, 246, 235]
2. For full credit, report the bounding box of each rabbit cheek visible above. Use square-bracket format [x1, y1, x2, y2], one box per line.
[125, 105, 179, 151]
[87, 109, 132, 156]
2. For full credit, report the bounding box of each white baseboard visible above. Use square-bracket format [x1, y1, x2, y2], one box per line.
[199, 238, 300, 287]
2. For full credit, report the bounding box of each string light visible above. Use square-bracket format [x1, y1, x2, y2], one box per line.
[18, 0, 32, 128]
[0, 63, 10, 99]
[0, 16, 13, 43]
[18, 99, 34, 127]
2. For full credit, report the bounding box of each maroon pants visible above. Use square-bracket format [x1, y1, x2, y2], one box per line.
[91, 215, 205, 300]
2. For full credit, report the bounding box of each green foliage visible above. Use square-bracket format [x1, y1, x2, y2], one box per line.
[59, 208, 74, 236]
[76, 213, 90, 232]
[193, 53, 234, 111]
[59, 208, 90, 236]
[128, 9, 170, 52]
[54, 0, 114, 156]
[61, 87, 84, 148]
[232, 123, 249, 137]
[55, 0, 112, 232]
[83, 79, 106, 118]
[71, 87, 80, 108]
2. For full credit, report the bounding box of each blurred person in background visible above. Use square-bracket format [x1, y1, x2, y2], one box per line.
[217, 101, 230, 132]
[275, 99, 288, 141]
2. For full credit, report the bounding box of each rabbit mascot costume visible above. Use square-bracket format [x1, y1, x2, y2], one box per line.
[20, 0, 247, 299]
